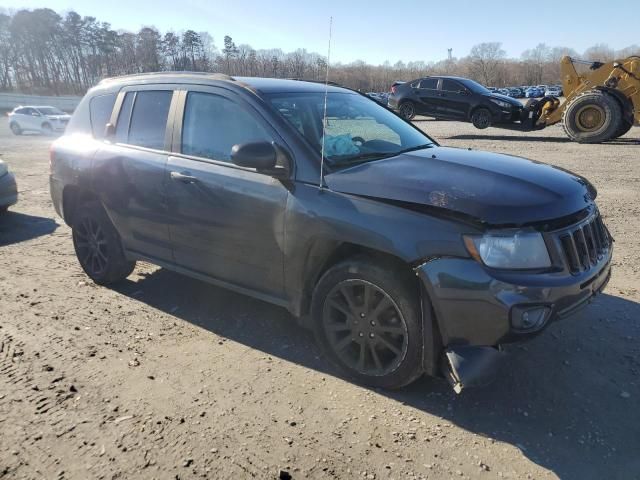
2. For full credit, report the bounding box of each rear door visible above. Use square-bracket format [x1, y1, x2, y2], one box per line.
[92, 86, 178, 262]
[435, 79, 471, 119]
[414, 78, 439, 116]
[164, 86, 289, 297]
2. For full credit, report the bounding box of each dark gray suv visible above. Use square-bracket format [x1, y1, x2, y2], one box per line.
[49, 73, 612, 391]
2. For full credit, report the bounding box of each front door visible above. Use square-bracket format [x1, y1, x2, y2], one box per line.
[92, 87, 178, 262]
[165, 88, 289, 297]
[435, 79, 471, 120]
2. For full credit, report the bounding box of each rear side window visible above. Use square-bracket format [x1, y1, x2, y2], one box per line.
[181, 92, 271, 162]
[441, 79, 463, 92]
[127, 91, 172, 150]
[13, 107, 26, 115]
[89, 93, 117, 139]
[419, 78, 438, 89]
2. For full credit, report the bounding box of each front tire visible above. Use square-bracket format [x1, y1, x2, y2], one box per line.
[41, 123, 53, 135]
[9, 122, 22, 135]
[72, 201, 135, 285]
[398, 101, 416, 121]
[562, 90, 622, 143]
[471, 108, 492, 129]
[311, 257, 424, 389]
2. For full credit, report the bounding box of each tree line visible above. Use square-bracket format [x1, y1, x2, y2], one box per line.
[0, 8, 638, 95]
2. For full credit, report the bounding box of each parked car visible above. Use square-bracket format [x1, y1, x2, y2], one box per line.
[0, 158, 18, 213]
[545, 86, 563, 97]
[50, 73, 612, 391]
[388, 75, 523, 129]
[525, 87, 543, 98]
[8, 105, 71, 135]
[507, 88, 524, 98]
[498, 88, 510, 96]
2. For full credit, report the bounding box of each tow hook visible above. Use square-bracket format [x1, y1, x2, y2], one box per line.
[442, 345, 505, 394]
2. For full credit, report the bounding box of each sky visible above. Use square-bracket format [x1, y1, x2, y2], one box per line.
[2, 0, 638, 64]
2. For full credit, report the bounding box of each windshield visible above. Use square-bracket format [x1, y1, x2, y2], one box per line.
[266, 92, 435, 168]
[459, 78, 491, 94]
[37, 107, 66, 115]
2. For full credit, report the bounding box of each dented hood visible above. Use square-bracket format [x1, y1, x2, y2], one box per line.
[324, 147, 594, 225]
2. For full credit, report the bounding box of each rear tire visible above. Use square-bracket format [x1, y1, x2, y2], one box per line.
[611, 111, 633, 139]
[398, 101, 416, 121]
[9, 122, 22, 135]
[72, 201, 135, 285]
[562, 90, 622, 143]
[311, 256, 424, 389]
[41, 123, 53, 135]
[471, 108, 492, 129]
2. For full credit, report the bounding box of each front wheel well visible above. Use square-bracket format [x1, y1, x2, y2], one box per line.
[62, 186, 99, 226]
[300, 242, 418, 319]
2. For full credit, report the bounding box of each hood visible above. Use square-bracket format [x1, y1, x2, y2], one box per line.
[0, 159, 7, 177]
[324, 147, 594, 226]
[485, 92, 521, 106]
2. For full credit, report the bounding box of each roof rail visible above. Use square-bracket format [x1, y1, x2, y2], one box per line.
[285, 77, 343, 87]
[98, 71, 235, 85]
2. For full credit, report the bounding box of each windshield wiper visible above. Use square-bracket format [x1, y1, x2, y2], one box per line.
[328, 151, 397, 167]
[328, 143, 434, 168]
[394, 143, 434, 154]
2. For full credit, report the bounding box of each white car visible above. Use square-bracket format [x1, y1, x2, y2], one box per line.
[544, 88, 563, 97]
[8, 105, 71, 135]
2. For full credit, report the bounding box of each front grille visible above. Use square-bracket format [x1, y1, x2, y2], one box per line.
[556, 212, 610, 274]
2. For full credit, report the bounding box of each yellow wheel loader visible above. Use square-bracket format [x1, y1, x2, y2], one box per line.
[522, 56, 639, 143]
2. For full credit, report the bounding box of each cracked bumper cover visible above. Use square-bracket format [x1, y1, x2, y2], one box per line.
[416, 255, 612, 347]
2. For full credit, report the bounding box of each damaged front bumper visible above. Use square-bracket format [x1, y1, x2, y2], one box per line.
[416, 253, 612, 392]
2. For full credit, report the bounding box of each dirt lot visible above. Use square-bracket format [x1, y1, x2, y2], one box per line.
[1, 118, 639, 480]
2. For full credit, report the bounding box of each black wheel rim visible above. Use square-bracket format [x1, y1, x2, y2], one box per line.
[475, 110, 490, 128]
[74, 217, 108, 277]
[322, 280, 408, 376]
[400, 103, 414, 119]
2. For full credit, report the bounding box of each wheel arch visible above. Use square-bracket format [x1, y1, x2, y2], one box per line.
[62, 185, 99, 226]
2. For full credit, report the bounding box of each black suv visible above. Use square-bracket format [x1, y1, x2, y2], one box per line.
[389, 76, 524, 129]
[50, 73, 612, 391]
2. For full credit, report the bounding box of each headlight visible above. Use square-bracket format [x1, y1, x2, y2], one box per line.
[490, 98, 512, 109]
[463, 231, 551, 269]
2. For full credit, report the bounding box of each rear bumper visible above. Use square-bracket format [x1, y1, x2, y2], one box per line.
[0, 172, 18, 208]
[49, 175, 64, 219]
[416, 253, 612, 347]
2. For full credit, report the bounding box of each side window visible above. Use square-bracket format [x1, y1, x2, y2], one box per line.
[127, 90, 172, 150]
[419, 78, 438, 89]
[115, 92, 135, 143]
[181, 92, 271, 162]
[14, 108, 26, 115]
[442, 79, 464, 92]
[89, 93, 117, 139]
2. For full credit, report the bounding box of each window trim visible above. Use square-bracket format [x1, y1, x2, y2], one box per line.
[108, 84, 180, 154]
[171, 85, 293, 174]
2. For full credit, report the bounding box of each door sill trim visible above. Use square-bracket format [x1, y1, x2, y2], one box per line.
[124, 249, 291, 310]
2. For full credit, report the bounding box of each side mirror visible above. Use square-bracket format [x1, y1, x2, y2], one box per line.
[231, 141, 290, 178]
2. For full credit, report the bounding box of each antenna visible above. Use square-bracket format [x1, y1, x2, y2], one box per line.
[319, 16, 333, 190]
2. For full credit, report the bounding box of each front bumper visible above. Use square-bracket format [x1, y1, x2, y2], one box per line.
[0, 172, 18, 208]
[416, 253, 612, 347]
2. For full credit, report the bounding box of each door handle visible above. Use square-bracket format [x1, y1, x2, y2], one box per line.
[170, 171, 199, 184]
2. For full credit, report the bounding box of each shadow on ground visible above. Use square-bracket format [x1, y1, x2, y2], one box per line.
[115, 267, 640, 480]
[446, 134, 640, 145]
[0, 211, 58, 246]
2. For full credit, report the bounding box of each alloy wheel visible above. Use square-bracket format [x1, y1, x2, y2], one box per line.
[322, 279, 408, 376]
[74, 217, 109, 277]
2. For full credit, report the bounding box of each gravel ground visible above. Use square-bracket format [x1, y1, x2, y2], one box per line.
[0, 118, 639, 480]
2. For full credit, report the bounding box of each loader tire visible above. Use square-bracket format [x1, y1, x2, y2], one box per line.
[562, 90, 622, 143]
[611, 119, 633, 139]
